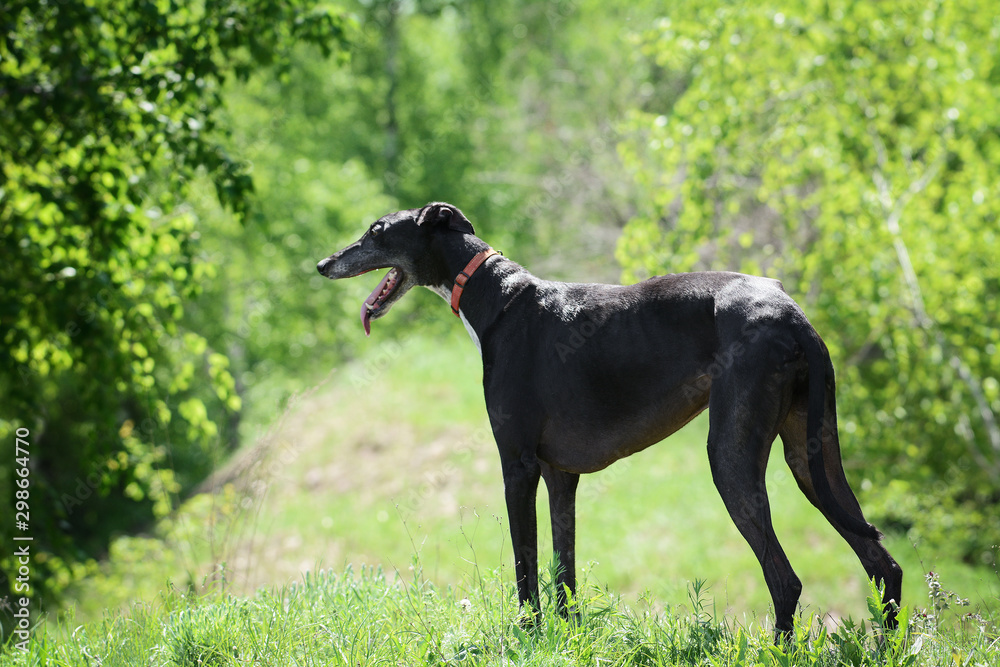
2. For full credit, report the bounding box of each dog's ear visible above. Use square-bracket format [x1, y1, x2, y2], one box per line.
[416, 202, 475, 235]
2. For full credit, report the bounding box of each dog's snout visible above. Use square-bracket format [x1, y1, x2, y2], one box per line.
[317, 257, 332, 275]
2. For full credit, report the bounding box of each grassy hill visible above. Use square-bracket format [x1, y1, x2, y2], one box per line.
[9, 329, 998, 662]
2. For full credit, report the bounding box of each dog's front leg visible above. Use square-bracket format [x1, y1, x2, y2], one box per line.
[541, 461, 580, 619]
[501, 454, 541, 621]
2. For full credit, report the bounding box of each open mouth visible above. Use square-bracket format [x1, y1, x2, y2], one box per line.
[361, 267, 402, 336]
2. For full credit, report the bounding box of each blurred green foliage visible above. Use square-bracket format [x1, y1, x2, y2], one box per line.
[616, 0, 1000, 563]
[0, 0, 348, 622]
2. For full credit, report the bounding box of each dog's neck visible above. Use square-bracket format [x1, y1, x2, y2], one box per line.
[426, 235, 532, 354]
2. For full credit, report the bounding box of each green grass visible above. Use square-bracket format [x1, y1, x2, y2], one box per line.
[12, 328, 999, 660]
[5, 561, 997, 665]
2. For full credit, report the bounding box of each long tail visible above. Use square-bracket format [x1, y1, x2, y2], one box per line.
[800, 329, 880, 540]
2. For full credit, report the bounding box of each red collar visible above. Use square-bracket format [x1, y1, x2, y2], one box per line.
[451, 248, 501, 316]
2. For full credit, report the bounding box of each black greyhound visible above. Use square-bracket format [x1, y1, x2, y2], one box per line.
[316, 202, 902, 636]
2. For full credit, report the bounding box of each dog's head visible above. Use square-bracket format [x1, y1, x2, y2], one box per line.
[317, 202, 475, 336]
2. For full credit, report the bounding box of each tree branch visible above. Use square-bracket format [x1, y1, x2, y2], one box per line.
[869, 125, 1000, 477]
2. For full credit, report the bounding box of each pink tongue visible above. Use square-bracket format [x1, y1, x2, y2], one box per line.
[360, 270, 394, 337]
[361, 303, 372, 337]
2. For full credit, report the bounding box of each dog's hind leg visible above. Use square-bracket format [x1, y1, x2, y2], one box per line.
[707, 369, 802, 639]
[540, 460, 580, 618]
[779, 394, 903, 627]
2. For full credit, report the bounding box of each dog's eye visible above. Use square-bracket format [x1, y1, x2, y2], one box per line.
[369, 225, 381, 237]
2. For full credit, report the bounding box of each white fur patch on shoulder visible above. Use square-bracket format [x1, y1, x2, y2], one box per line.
[426, 285, 482, 355]
[427, 284, 451, 301]
[459, 311, 482, 355]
